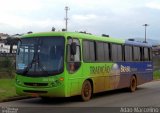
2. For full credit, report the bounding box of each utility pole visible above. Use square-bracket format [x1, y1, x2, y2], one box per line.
[64, 6, 69, 31]
[143, 24, 149, 43]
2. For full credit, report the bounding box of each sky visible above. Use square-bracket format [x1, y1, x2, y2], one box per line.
[0, 0, 160, 40]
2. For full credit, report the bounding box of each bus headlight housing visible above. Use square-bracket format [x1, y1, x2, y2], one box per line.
[50, 80, 61, 87]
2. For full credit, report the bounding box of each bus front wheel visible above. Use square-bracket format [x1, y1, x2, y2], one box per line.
[129, 76, 137, 92]
[81, 80, 92, 101]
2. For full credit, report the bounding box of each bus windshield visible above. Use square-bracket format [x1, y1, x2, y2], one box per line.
[16, 36, 65, 77]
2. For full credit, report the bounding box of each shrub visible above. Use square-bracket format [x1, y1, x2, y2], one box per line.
[0, 57, 15, 78]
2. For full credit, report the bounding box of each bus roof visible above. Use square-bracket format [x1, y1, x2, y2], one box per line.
[22, 32, 125, 44]
[125, 40, 152, 47]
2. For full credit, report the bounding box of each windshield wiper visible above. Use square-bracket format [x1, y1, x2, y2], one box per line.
[23, 45, 48, 75]
[22, 52, 36, 75]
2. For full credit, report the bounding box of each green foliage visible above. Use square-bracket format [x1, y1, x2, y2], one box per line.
[3, 57, 12, 67]
[0, 79, 17, 101]
[0, 57, 15, 78]
[153, 70, 160, 80]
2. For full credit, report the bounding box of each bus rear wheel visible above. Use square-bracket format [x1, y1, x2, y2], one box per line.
[129, 76, 137, 92]
[81, 80, 92, 101]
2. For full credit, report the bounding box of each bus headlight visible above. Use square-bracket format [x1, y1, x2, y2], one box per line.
[51, 81, 56, 87]
[51, 80, 61, 87]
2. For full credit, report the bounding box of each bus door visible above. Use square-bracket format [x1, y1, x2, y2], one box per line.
[67, 37, 82, 96]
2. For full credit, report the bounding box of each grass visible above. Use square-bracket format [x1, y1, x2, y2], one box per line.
[0, 79, 17, 101]
[153, 70, 160, 80]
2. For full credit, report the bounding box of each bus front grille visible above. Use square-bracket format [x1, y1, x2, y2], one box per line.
[24, 82, 48, 87]
[23, 90, 47, 93]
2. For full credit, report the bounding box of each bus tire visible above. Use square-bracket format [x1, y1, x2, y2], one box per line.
[129, 76, 137, 92]
[81, 80, 92, 101]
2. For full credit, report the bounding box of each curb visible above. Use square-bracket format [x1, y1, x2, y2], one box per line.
[0, 96, 33, 103]
[153, 79, 160, 81]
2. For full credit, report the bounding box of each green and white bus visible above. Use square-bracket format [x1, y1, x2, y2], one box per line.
[15, 32, 153, 101]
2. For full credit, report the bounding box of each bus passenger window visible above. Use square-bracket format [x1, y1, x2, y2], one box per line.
[133, 47, 140, 61]
[83, 40, 95, 62]
[117, 45, 122, 61]
[144, 48, 149, 61]
[104, 43, 110, 61]
[111, 44, 122, 61]
[149, 48, 152, 61]
[96, 42, 105, 61]
[125, 46, 132, 61]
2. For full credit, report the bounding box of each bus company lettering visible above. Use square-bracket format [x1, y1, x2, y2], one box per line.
[120, 65, 131, 72]
[90, 65, 111, 74]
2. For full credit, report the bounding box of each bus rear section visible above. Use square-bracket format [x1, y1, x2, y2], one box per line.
[119, 41, 153, 91]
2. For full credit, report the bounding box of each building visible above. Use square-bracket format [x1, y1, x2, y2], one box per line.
[152, 45, 160, 56]
[0, 33, 9, 40]
[0, 42, 10, 53]
[0, 42, 17, 53]
[0, 33, 17, 53]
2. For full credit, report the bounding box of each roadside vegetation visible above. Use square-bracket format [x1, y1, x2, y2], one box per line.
[0, 79, 17, 101]
[0, 56, 15, 78]
[0, 56, 17, 102]
[153, 70, 160, 80]
[153, 56, 160, 80]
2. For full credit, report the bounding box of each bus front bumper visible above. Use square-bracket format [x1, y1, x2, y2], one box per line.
[15, 83, 66, 97]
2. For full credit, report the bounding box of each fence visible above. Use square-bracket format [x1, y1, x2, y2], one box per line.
[0, 53, 16, 57]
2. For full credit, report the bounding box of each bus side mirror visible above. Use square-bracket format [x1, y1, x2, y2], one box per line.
[70, 42, 76, 55]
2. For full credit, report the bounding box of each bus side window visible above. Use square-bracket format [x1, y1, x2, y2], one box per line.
[83, 40, 95, 62]
[111, 44, 122, 62]
[96, 41, 105, 61]
[144, 47, 149, 61]
[104, 43, 110, 61]
[125, 45, 133, 61]
[111, 44, 117, 61]
[117, 45, 122, 61]
[133, 46, 140, 61]
[67, 38, 81, 73]
[149, 48, 152, 61]
[140, 47, 144, 61]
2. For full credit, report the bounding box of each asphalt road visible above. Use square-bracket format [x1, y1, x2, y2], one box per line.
[1, 80, 160, 113]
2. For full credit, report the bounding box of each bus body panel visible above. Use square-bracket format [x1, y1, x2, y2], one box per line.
[15, 73, 67, 97]
[117, 61, 153, 88]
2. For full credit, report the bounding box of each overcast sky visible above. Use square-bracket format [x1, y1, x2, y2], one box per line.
[0, 0, 160, 40]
